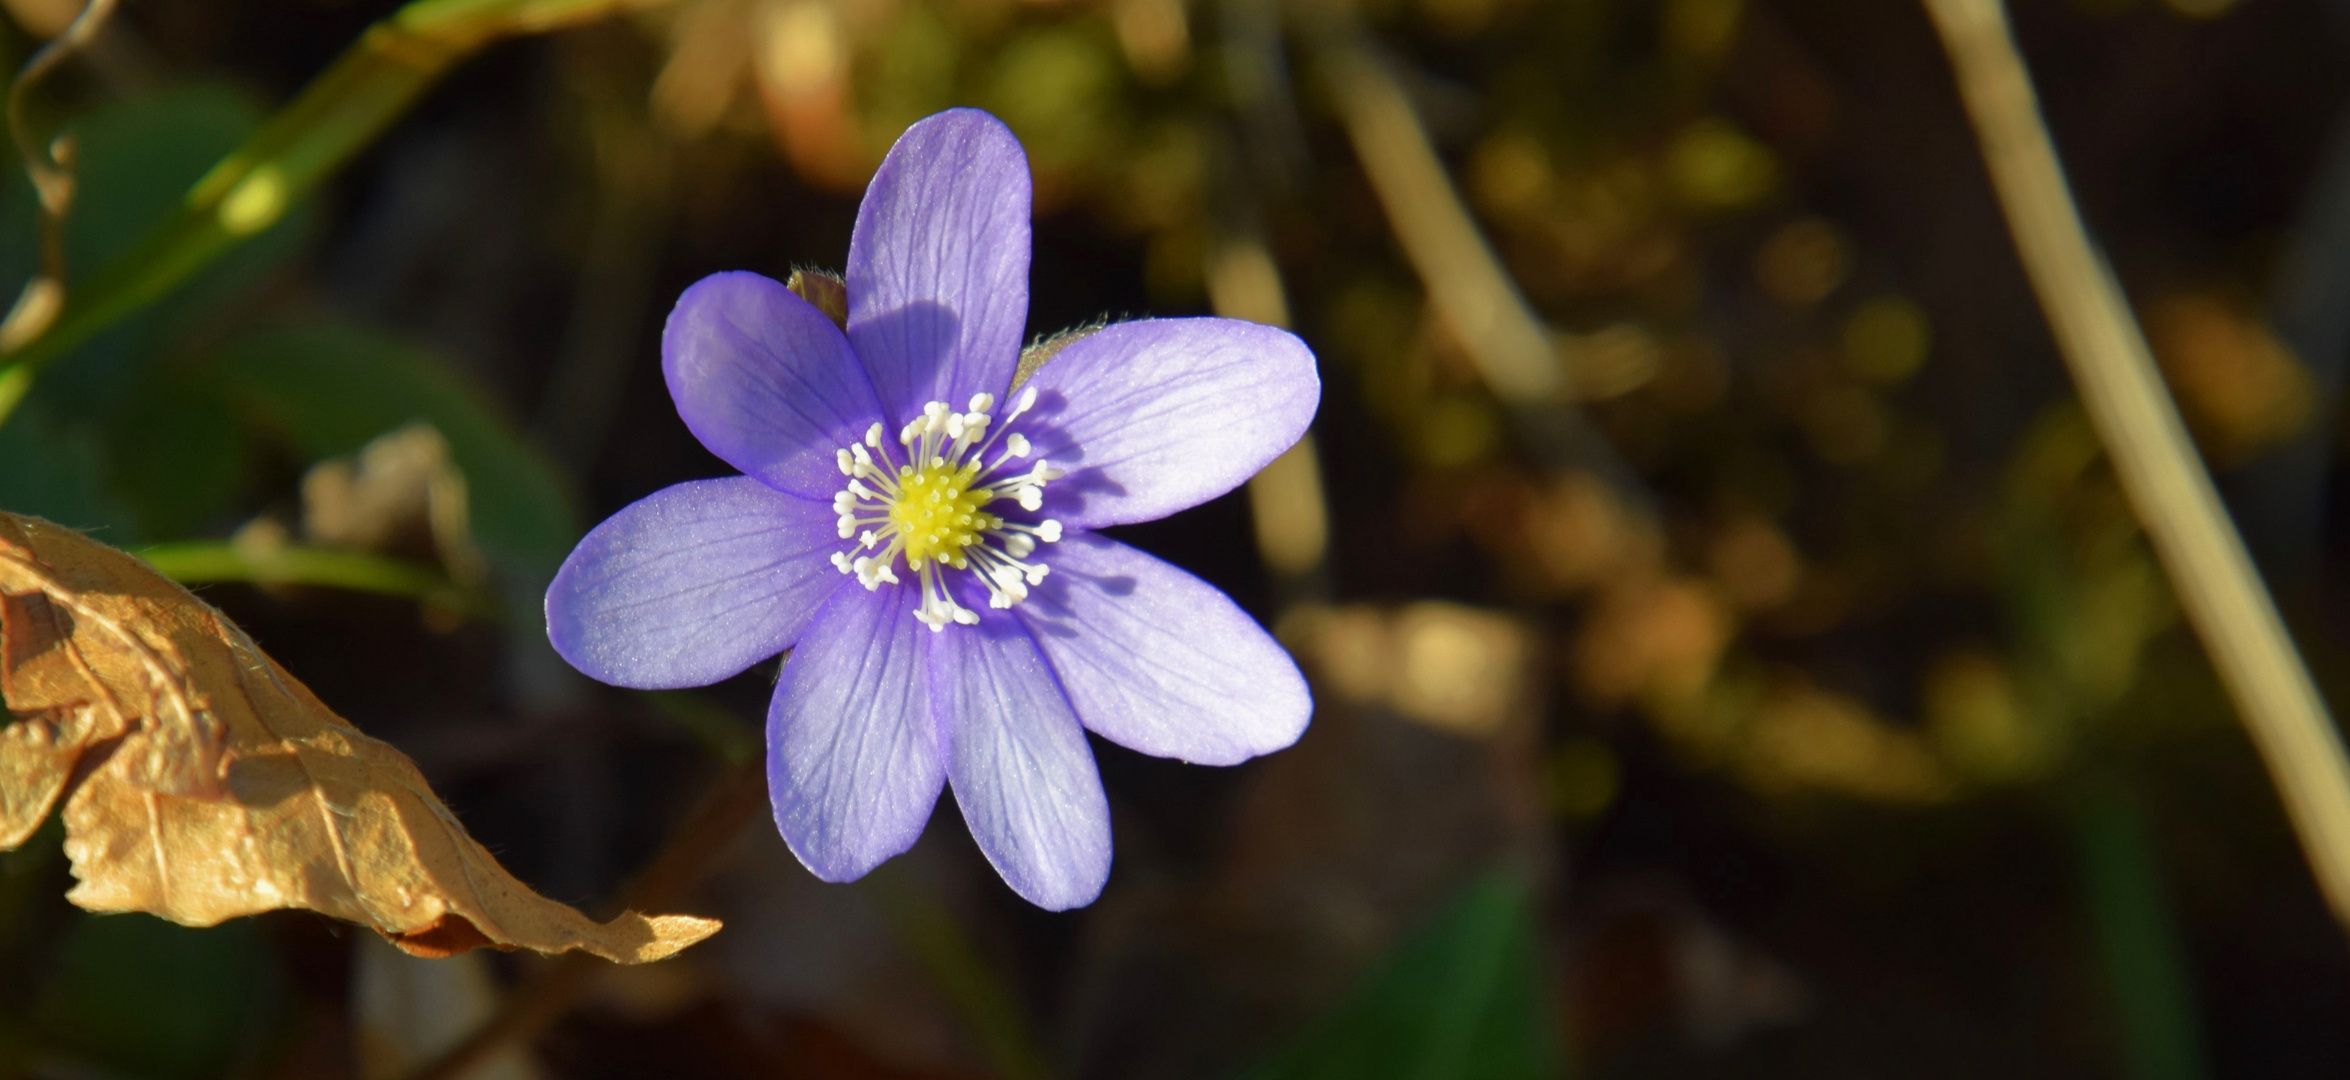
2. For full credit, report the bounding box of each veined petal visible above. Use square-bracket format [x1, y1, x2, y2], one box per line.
[769, 582, 944, 882]
[664, 271, 887, 499]
[847, 109, 1032, 423]
[932, 612, 1111, 911]
[1020, 318, 1318, 528]
[547, 478, 847, 689]
[1017, 532, 1310, 766]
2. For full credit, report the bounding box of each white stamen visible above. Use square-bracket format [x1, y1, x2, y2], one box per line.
[823, 394, 1070, 628]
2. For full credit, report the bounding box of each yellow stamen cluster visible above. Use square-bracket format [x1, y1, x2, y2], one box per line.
[891, 461, 998, 567]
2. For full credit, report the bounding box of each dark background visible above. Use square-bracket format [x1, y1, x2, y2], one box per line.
[4, 0, 2349, 1077]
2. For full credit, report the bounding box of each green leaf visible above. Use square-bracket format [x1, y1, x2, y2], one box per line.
[0, 396, 137, 537]
[212, 323, 579, 571]
[105, 374, 246, 540]
[0, 0, 657, 427]
[31, 913, 287, 1080]
[59, 84, 293, 284]
[1244, 871, 1564, 1080]
[5, 84, 305, 412]
[0, 85, 304, 542]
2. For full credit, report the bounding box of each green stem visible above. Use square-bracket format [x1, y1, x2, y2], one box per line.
[2069, 777, 2209, 1080]
[137, 540, 489, 619]
[861, 867, 1056, 1080]
[638, 689, 762, 766]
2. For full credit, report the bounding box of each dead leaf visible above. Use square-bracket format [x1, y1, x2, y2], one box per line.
[0, 512, 718, 963]
[302, 422, 489, 587]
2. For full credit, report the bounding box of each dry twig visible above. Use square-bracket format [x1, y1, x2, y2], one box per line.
[1923, 0, 2350, 932]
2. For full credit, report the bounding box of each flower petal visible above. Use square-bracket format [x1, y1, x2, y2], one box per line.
[547, 477, 848, 689]
[1019, 318, 1318, 528]
[847, 108, 1032, 423]
[932, 612, 1112, 910]
[769, 582, 944, 882]
[1017, 532, 1310, 766]
[664, 271, 887, 499]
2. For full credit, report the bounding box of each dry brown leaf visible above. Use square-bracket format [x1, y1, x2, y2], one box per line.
[0, 511, 718, 963]
[302, 422, 489, 587]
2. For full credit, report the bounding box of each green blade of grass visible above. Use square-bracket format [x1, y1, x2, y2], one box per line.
[0, 0, 659, 427]
[138, 539, 491, 620]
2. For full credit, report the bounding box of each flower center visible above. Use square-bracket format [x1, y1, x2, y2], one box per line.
[829, 389, 1065, 631]
[890, 460, 992, 566]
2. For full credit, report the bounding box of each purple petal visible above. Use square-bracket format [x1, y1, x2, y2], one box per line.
[547, 477, 848, 689]
[847, 109, 1031, 423]
[769, 582, 944, 882]
[664, 271, 886, 499]
[932, 612, 1111, 910]
[1018, 532, 1310, 766]
[1019, 318, 1318, 529]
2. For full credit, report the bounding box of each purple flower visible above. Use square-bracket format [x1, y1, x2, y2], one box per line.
[545, 109, 1319, 910]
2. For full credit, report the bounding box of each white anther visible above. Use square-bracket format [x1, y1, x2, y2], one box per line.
[969, 392, 994, 413]
[865, 423, 884, 447]
[1006, 433, 1031, 457]
[1036, 520, 1062, 542]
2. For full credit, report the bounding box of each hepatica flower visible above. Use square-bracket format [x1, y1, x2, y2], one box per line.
[546, 109, 1318, 909]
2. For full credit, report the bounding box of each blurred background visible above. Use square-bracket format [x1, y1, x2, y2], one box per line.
[2, 0, 2349, 1076]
